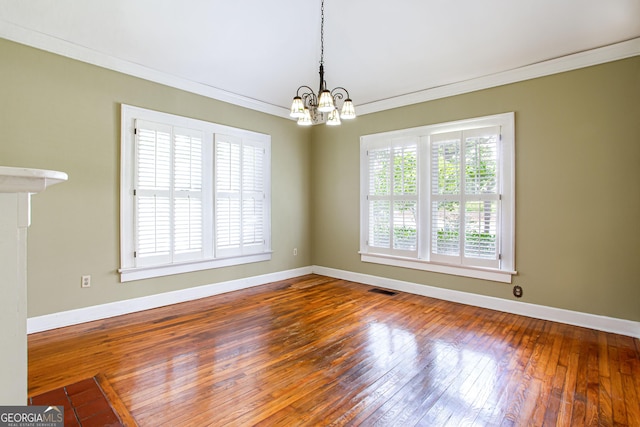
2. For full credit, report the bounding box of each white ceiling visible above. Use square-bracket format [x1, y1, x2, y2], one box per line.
[1, 0, 639, 118]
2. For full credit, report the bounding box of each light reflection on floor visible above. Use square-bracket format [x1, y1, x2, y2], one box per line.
[366, 321, 419, 372]
[430, 341, 499, 425]
[365, 320, 501, 425]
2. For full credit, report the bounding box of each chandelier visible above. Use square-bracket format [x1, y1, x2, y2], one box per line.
[289, 0, 356, 126]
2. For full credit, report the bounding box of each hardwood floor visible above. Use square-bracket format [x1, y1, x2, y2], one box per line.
[29, 275, 640, 426]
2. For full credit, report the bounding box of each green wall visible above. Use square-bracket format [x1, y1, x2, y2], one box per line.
[2, 37, 638, 323]
[311, 56, 640, 322]
[0, 38, 311, 317]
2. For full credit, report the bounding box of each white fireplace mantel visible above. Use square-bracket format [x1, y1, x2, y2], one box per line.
[0, 166, 68, 193]
[0, 166, 68, 405]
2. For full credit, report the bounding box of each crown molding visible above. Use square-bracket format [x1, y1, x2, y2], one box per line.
[0, 19, 291, 119]
[356, 38, 640, 115]
[2, 19, 638, 119]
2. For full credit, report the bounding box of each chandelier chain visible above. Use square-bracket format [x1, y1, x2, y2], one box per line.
[320, 0, 325, 65]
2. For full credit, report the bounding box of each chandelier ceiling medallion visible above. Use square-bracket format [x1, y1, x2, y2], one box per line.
[289, 0, 356, 126]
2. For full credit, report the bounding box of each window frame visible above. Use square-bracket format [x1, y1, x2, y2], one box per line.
[120, 104, 271, 282]
[360, 112, 515, 283]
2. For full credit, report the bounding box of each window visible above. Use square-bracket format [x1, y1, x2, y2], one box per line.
[214, 134, 267, 258]
[367, 138, 419, 257]
[360, 113, 515, 283]
[120, 105, 271, 282]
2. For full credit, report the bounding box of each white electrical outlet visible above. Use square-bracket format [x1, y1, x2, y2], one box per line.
[81, 275, 91, 288]
[293, 248, 298, 256]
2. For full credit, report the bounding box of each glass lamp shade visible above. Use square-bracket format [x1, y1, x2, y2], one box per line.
[340, 99, 356, 119]
[326, 108, 341, 126]
[290, 96, 306, 118]
[317, 90, 335, 112]
[297, 108, 313, 126]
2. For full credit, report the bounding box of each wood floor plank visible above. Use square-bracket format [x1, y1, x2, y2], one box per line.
[480, 315, 532, 425]
[585, 332, 601, 427]
[569, 330, 591, 427]
[27, 275, 640, 426]
[608, 334, 629, 426]
[502, 320, 551, 425]
[95, 373, 139, 427]
[557, 330, 581, 425]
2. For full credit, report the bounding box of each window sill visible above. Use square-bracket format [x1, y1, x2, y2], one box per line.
[360, 253, 516, 283]
[119, 252, 272, 282]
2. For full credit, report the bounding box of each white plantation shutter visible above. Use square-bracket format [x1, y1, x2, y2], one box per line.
[242, 142, 265, 248]
[135, 121, 172, 266]
[392, 144, 418, 252]
[133, 120, 204, 267]
[368, 146, 391, 250]
[366, 139, 418, 256]
[215, 135, 241, 252]
[463, 128, 499, 265]
[173, 128, 203, 261]
[430, 134, 462, 260]
[431, 200, 460, 256]
[430, 127, 500, 268]
[215, 134, 267, 256]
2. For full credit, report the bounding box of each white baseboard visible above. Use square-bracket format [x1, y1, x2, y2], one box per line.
[28, 265, 639, 339]
[26, 267, 312, 334]
[312, 266, 640, 339]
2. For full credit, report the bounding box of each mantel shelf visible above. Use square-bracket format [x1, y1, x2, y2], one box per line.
[0, 166, 68, 193]
[0, 165, 68, 404]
